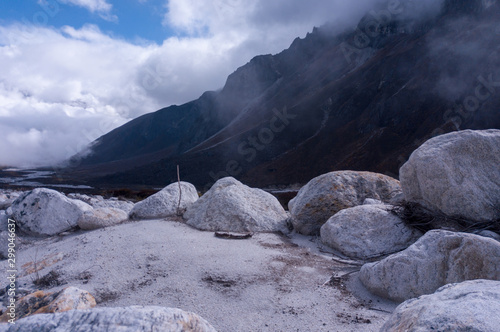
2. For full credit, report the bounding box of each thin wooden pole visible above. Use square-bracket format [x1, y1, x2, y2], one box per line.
[176, 165, 182, 216]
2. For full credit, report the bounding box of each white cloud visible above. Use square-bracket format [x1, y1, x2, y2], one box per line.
[58, 0, 112, 13]
[55, 0, 117, 22]
[1, 0, 440, 168]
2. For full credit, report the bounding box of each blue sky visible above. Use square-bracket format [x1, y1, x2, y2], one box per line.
[0, 0, 380, 167]
[0, 0, 173, 44]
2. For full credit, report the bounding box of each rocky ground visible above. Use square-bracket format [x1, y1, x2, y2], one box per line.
[0, 218, 395, 331]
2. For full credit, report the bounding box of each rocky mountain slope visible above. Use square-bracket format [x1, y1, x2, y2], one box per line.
[62, 0, 500, 189]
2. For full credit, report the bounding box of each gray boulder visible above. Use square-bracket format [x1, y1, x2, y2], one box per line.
[381, 280, 500, 332]
[129, 182, 198, 219]
[400, 129, 500, 222]
[0, 306, 217, 332]
[359, 230, 500, 302]
[184, 177, 288, 232]
[9, 188, 93, 236]
[320, 205, 422, 260]
[290, 171, 403, 235]
[77, 207, 129, 230]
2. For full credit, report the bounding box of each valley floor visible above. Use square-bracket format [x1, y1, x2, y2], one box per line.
[1, 219, 396, 332]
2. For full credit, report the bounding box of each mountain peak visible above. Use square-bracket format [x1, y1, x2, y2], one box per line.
[63, 2, 500, 189]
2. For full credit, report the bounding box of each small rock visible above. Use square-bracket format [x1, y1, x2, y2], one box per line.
[129, 182, 198, 220]
[0, 232, 9, 259]
[77, 207, 128, 230]
[184, 177, 288, 233]
[400, 129, 500, 222]
[0, 211, 8, 232]
[0, 191, 21, 210]
[290, 171, 403, 235]
[381, 280, 500, 332]
[475, 230, 500, 242]
[320, 205, 422, 260]
[10, 188, 93, 236]
[359, 230, 500, 302]
[363, 198, 383, 205]
[0, 287, 96, 323]
[66, 193, 94, 205]
[68, 193, 134, 213]
[0, 306, 217, 332]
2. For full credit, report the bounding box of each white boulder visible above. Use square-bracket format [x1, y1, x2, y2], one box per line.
[400, 129, 500, 222]
[77, 207, 128, 230]
[359, 230, 500, 302]
[290, 171, 403, 235]
[9, 188, 93, 236]
[381, 280, 500, 332]
[0, 306, 217, 332]
[129, 182, 198, 219]
[320, 205, 422, 259]
[184, 177, 288, 232]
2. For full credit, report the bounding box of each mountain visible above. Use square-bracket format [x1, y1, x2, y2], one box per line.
[62, 0, 500, 190]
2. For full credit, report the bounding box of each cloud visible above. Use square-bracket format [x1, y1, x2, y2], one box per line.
[0, 0, 447, 168]
[53, 0, 117, 21]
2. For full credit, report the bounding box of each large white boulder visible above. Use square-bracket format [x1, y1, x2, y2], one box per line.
[290, 171, 403, 235]
[129, 182, 199, 220]
[381, 280, 500, 332]
[0, 306, 217, 332]
[320, 205, 422, 259]
[184, 177, 288, 232]
[359, 230, 500, 302]
[9, 188, 93, 236]
[400, 129, 500, 222]
[77, 207, 128, 230]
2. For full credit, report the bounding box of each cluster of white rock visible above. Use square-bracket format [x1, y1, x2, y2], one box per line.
[289, 129, 500, 331]
[0, 129, 498, 331]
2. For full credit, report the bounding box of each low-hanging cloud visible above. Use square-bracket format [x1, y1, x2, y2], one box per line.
[0, 0, 447, 168]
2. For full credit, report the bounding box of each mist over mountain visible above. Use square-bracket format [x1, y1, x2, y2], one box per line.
[62, 0, 500, 190]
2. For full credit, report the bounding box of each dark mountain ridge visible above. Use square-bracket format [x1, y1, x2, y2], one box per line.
[62, 0, 500, 190]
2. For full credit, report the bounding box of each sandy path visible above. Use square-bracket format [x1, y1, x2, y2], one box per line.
[1, 219, 396, 331]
